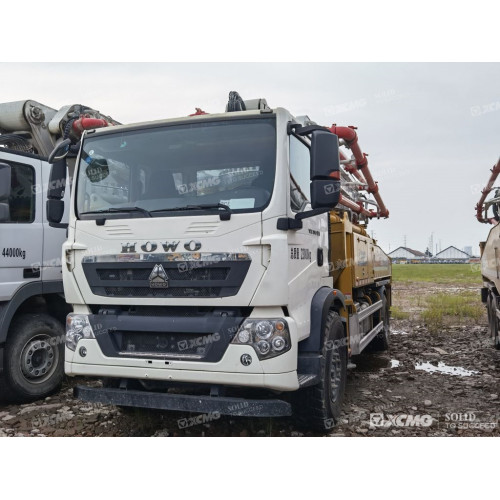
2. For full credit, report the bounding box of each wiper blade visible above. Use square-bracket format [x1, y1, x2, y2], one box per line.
[81, 206, 152, 217]
[150, 203, 231, 220]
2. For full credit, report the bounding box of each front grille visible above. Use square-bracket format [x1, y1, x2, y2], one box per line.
[119, 331, 216, 359]
[104, 286, 221, 298]
[83, 259, 251, 299]
[163, 267, 229, 280]
[97, 269, 151, 281]
[97, 267, 230, 281]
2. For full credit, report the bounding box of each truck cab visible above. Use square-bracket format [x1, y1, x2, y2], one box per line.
[0, 149, 71, 401]
[0, 100, 116, 402]
[63, 95, 391, 430]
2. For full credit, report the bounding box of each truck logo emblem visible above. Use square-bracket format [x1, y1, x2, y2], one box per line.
[149, 264, 169, 288]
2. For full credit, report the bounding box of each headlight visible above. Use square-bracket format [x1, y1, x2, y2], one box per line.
[66, 314, 95, 351]
[232, 319, 291, 360]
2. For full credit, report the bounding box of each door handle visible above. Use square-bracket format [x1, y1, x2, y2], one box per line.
[317, 248, 324, 267]
[23, 267, 40, 279]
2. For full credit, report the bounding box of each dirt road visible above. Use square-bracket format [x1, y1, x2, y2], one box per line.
[1, 282, 498, 437]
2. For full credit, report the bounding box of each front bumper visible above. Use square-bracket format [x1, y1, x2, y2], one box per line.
[65, 346, 299, 391]
[74, 385, 292, 417]
[65, 313, 300, 391]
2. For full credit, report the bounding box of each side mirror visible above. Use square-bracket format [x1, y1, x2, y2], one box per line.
[48, 159, 68, 199]
[48, 138, 71, 164]
[47, 159, 67, 224]
[310, 179, 341, 209]
[310, 131, 341, 209]
[46, 199, 65, 224]
[0, 162, 12, 200]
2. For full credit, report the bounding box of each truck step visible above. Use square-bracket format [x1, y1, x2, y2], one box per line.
[74, 385, 292, 417]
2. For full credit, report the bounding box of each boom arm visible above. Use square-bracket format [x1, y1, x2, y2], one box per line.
[0, 100, 119, 157]
[330, 125, 389, 219]
[476, 158, 500, 224]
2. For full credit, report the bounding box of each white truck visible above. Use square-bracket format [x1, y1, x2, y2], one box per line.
[0, 100, 117, 402]
[476, 157, 500, 349]
[61, 92, 391, 430]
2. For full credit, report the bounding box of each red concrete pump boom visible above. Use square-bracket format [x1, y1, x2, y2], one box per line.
[476, 158, 500, 224]
[330, 124, 389, 219]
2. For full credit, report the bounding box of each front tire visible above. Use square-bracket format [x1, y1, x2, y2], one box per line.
[293, 311, 347, 432]
[488, 293, 500, 350]
[2, 314, 65, 403]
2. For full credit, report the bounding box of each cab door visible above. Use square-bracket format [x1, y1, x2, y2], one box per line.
[0, 151, 43, 301]
[286, 136, 331, 339]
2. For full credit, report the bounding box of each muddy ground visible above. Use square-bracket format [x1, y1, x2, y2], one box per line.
[1, 281, 498, 437]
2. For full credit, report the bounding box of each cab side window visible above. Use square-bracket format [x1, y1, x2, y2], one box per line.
[289, 136, 310, 212]
[1, 162, 35, 223]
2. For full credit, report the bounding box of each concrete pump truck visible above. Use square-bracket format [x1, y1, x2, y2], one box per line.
[59, 92, 391, 430]
[476, 157, 500, 350]
[0, 100, 117, 402]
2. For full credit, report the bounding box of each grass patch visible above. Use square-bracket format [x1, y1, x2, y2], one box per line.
[421, 291, 484, 331]
[392, 263, 481, 285]
[391, 306, 410, 320]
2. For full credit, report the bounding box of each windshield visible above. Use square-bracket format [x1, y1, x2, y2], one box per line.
[76, 117, 276, 218]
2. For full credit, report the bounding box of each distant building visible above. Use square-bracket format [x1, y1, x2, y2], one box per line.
[388, 247, 426, 262]
[434, 246, 471, 262]
[463, 246, 473, 256]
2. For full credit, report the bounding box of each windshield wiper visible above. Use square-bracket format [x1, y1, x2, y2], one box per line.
[150, 203, 231, 220]
[81, 206, 152, 218]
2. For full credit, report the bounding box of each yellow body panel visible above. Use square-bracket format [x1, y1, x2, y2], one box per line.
[329, 212, 391, 298]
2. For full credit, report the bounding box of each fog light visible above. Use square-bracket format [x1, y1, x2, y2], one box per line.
[241, 354, 252, 366]
[272, 336, 286, 352]
[256, 340, 270, 355]
[79, 346, 87, 357]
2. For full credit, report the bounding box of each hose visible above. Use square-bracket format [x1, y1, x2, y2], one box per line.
[62, 118, 80, 155]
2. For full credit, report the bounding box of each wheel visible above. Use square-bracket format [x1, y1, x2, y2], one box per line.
[486, 294, 493, 336]
[367, 291, 390, 351]
[293, 310, 347, 432]
[489, 293, 500, 350]
[2, 314, 65, 403]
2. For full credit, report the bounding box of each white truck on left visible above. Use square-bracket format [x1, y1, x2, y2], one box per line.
[0, 100, 117, 401]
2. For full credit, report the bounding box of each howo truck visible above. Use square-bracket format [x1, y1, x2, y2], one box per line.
[60, 93, 391, 430]
[0, 100, 117, 402]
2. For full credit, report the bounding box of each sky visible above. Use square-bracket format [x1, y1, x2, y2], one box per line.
[0, 62, 498, 255]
